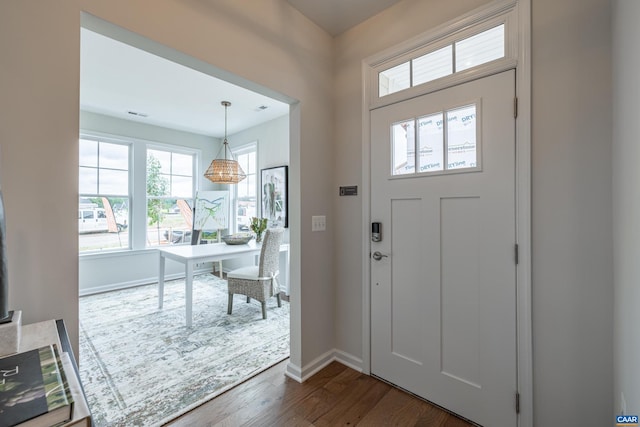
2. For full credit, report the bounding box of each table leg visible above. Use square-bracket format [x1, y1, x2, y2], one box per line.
[158, 254, 165, 309]
[186, 261, 193, 327]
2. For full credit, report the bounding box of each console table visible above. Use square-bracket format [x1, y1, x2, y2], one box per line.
[17, 319, 93, 426]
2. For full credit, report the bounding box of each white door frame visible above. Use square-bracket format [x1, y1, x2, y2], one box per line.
[360, 1, 532, 426]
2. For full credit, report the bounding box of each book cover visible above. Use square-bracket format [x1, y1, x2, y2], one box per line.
[0, 344, 74, 427]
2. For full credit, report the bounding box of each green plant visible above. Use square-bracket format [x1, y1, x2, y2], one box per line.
[249, 217, 267, 235]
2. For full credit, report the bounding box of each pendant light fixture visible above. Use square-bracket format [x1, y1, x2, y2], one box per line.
[204, 101, 247, 184]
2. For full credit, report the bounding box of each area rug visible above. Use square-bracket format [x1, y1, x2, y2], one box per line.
[78, 273, 290, 427]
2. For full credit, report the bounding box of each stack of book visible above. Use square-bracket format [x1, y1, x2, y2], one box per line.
[0, 343, 87, 427]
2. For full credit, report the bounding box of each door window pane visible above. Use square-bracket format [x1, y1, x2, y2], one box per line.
[413, 46, 453, 86]
[389, 103, 479, 177]
[447, 105, 477, 170]
[392, 120, 415, 176]
[379, 62, 411, 97]
[455, 25, 505, 72]
[418, 113, 444, 173]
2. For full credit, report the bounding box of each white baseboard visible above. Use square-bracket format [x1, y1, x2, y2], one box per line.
[285, 361, 303, 382]
[78, 267, 213, 296]
[334, 349, 363, 373]
[285, 349, 363, 383]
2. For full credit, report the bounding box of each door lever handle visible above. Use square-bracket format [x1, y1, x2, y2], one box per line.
[372, 251, 388, 261]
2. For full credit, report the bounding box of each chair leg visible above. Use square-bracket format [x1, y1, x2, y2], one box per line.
[247, 296, 251, 303]
[261, 302, 267, 319]
[276, 293, 282, 308]
[227, 293, 233, 314]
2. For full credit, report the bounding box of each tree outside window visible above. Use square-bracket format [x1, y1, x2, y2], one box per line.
[146, 149, 195, 247]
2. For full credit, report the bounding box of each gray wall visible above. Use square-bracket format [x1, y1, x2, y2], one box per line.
[613, 0, 639, 418]
[333, 0, 613, 425]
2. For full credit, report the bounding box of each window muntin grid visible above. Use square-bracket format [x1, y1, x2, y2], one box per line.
[378, 24, 505, 98]
[391, 103, 479, 177]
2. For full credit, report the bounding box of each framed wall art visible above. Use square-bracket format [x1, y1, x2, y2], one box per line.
[261, 166, 288, 228]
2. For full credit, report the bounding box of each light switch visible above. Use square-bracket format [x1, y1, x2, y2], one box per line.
[312, 215, 326, 232]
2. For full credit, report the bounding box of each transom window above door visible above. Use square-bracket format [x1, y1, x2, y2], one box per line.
[379, 25, 505, 98]
[392, 103, 480, 177]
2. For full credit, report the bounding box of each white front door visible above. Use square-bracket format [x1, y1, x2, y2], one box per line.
[370, 70, 517, 427]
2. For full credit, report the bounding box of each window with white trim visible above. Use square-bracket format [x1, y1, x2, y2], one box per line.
[233, 142, 258, 233]
[79, 134, 198, 253]
[146, 148, 196, 247]
[392, 103, 479, 177]
[79, 138, 131, 252]
[379, 24, 505, 97]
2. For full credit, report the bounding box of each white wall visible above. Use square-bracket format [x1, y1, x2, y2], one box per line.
[229, 113, 290, 227]
[230, 114, 289, 174]
[224, 114, 290, 290]
[333, 0, 613, 425]
[532, 0, 612, 424]
[613, 0, 640, 417]
[78, 111, 219, 294]
[0, 0, 334, 373]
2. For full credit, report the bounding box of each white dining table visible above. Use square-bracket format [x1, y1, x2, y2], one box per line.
[158, 241, 289, 326]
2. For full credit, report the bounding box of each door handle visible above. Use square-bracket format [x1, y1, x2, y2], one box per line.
[372, 251, 388, 261]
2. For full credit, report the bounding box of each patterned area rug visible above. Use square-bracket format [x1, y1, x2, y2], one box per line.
[78, 273, 290, 427]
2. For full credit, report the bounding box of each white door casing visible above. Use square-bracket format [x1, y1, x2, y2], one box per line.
[370, 70, 517, 426]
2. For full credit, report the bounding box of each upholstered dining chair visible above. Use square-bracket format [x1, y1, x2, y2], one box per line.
[227, 228, 285, 319]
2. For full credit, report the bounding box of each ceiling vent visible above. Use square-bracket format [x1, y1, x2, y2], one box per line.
[127, 110, 148, 118]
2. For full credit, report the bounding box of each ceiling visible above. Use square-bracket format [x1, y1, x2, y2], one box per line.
[80, 1, 402, 137]
[286, 0, 403, 36]
[80, 29, 290, 138]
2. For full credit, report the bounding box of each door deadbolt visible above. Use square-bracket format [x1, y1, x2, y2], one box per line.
[372, 251, 388, 261]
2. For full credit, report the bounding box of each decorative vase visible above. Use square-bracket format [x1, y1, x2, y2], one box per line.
[255, 231, 263, 243]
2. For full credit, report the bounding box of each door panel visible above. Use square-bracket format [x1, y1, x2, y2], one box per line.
[390, 198, 424, 365]
[370, 70, 517, 427]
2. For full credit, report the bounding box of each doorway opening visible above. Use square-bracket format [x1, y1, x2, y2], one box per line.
[78, 17, 295, 426]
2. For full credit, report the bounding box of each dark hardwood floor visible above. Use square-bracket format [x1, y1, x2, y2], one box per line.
[165, 359, 473, 427]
